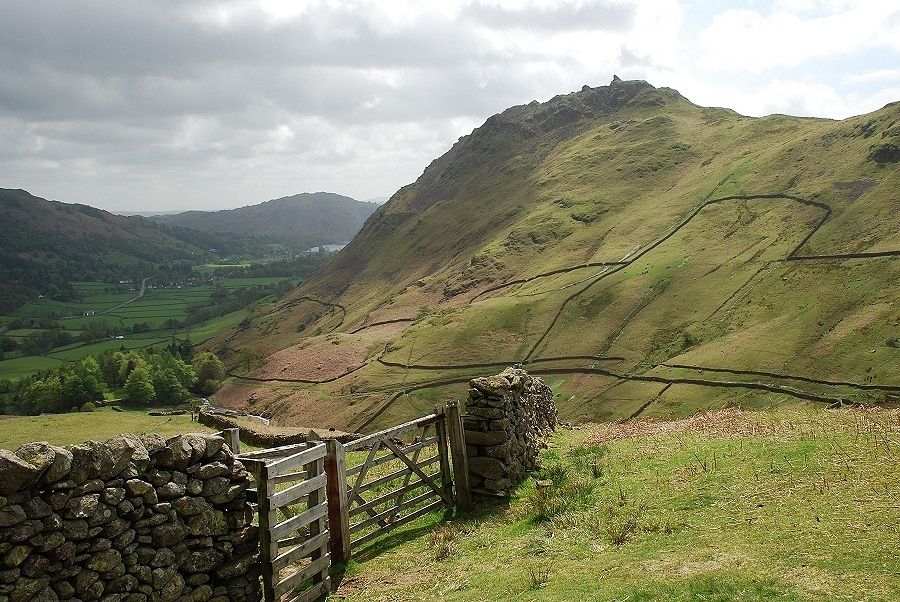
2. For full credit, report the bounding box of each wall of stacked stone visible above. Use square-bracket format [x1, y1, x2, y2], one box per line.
[0, 433, 260, 602]
[197, 409, 359, 447]
[463, 367, 557, 494]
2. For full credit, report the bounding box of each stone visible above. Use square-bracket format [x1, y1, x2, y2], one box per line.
[44, 492, 69, 512]
[101, 436, 148, 479]
[172, 498, 211, 518]
[1, 520, 39, 543]
[0, 507, 25, 529]
[8, 576, 48, 601]
[193, 463, 227, 480]
[214, 554, 256, 580]
[67, 443, 102, 485]
[74, 568, 99, 594]
[158, 572, 184, 602]
[102, 488, 126, 506]
[65, 494, 100, 519]
[19, 554, 49, 578]
[86, 549, 122, 572]
[463, 430, 508, 446]
[0, 451, 40, 495]
[157, 482, 185, 500]
[186, 509, 227, 537]
[152, 524, 186, 547]
[201, 477, 229, 498]
[75, 479, 105, 495]
[468, 457, 506, 480]
[14, 443, 72, 484]
[52, 580, 75, 599]
[2, 545, 31, 568]
[37, 532, 63, 553]
[123, 480, 151, 497]
[466, 407, 506, 420]
[138, 434, 165, 455]
[181, 550, 223, 573]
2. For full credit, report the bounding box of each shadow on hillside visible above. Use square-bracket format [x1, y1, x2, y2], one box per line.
[330, 495, 511, 589]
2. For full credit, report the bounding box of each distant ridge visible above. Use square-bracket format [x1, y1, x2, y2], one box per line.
[152, 192, 379, 249]
[0, 188, 220, 311]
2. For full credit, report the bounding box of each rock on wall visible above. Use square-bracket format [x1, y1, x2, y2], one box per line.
[463, 367, 556, 494]
[0, 433, 260, 602]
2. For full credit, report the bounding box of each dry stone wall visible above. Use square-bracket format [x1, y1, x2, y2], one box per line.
[0, 433, 260, 602]
[197, 408, 359, 447]
[463, 367, 556, 494]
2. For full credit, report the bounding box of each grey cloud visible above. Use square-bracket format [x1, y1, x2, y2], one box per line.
[461, 0, 635, 31]
[0, 0, 628, 209]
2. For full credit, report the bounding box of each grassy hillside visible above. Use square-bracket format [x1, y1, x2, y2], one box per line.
[0, 188, 216, 311]
[208, 79, 900, 432]
[336, 408, 900, 601]
[152, 192, 379, 250]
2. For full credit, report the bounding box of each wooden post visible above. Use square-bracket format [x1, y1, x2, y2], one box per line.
[446, 401, 472, 512]
[307, 453, 331, 596]
[324, 439, 350, 563]
[223, 428, 241, 455]
[434, 407, 454, 506]
[247, 459, 276, 602]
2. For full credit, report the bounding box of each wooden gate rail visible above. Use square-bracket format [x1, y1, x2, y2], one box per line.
[239, 441, 331, 602]
[233, 402, 472, 596]
[328, 406, 468, 560]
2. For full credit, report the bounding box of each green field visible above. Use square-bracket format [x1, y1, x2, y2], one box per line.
[0, 406, 215, 449]
[0, 276, 296, 380]
[0, 356, 66, 380]
[339, 408, 900, 601]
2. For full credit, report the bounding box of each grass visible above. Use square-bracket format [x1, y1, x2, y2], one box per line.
[0, 355, 66, 380]
[335, 407, 900, 601]
[0, 406, 215, 449]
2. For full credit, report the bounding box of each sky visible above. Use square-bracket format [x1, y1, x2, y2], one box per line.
[1, 0, 898, 212]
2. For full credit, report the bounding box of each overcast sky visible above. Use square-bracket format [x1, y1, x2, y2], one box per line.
[1, 0, 898, 212]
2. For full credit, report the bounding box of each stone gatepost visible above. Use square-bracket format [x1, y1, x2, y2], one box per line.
[463, 367, 556, 494]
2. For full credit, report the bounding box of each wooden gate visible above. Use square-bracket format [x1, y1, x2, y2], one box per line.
[240, 442, 331, 602]
[234, 402, 471, 599]
[328, 404, 470, 558]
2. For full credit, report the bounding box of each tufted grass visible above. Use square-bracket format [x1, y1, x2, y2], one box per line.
[334, 407, 900, 601]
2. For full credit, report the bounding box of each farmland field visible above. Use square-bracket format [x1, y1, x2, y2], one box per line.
[0, 406, 215, 449]
[0, 275, 297, 380]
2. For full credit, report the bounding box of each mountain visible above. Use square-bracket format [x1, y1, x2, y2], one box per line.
[151, 192, 379, 250]
[0, 188, 220, 311]
[208, 78, 900, 433]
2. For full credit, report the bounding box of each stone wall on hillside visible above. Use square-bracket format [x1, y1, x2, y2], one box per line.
[0, 433, 260, 602]
[198, 408, 359, 447]
[463, 367, 556, 494]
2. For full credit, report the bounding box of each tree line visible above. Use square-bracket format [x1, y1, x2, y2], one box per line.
[0, 347, 226, 415]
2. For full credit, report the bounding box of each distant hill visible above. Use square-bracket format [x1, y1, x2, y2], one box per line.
[210, 78, 900, 433]
[151, 192, 379, 250]
[0, 188, 220, 311]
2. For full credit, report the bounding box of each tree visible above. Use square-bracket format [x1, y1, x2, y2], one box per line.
[75, 356, 105, 401]
[192, 352, 225, 395]
[124, 365, 155, 403]
[24, 375, 63, 414]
